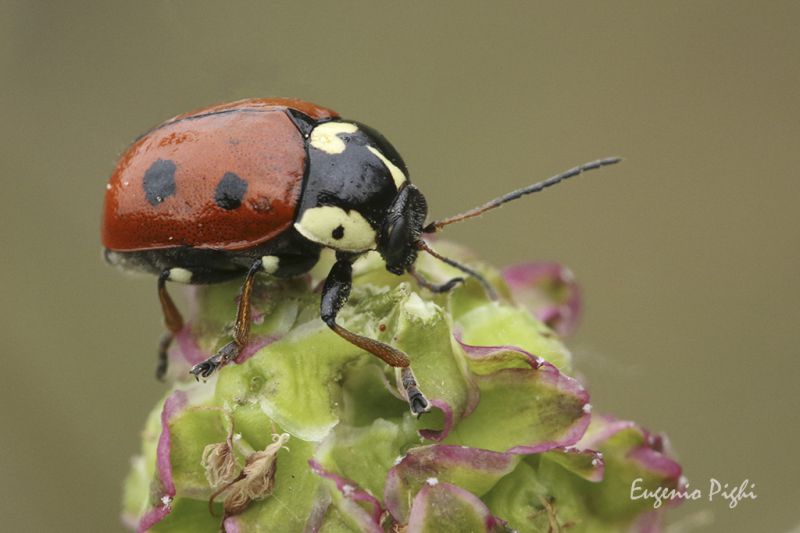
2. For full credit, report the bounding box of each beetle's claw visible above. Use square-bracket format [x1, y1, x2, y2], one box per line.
[409, 391, 431, 418]
[190, 358, 220, 380]
[189, 341, 240, 381]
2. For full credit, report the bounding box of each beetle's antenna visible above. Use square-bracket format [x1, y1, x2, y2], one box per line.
[416, 240, 498, 300]
[423, 157, 622, 233]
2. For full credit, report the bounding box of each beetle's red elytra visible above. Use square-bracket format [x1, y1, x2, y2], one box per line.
[103, 98, 339, 251]
[102, 97, 621, 416]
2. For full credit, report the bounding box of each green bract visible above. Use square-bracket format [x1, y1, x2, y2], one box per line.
[123, 243, 682, 532]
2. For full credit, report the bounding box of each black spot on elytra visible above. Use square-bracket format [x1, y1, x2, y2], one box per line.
[214, 172, 248, 210]
[331, 225, 345, 240]
[143, 159, 176, 206]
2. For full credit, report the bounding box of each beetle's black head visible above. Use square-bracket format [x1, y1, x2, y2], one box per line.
[377, 184, 428, 275]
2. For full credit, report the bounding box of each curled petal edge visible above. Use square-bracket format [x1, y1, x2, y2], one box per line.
[407, 482, 507, 533]
[308, 458, 384, 530]
[137, 390, 188, 533]
[502, 261, 581, 337]
[456, 336, 592, 454]
[384, 444, 518, 523]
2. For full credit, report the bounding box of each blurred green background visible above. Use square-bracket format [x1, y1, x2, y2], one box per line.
[1, 2, 798, 532]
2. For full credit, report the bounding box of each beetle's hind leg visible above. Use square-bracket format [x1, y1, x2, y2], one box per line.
[321, 253, 431, 416]
[156, 269, 187, 380]
[189, 259, 263, 380]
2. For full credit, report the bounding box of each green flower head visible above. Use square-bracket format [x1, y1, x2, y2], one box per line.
[123, 242, 682, 533]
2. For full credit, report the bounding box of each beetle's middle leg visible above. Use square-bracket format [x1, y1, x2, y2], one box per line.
[321, 253, 430, 416]
[189, 258, 263, 379]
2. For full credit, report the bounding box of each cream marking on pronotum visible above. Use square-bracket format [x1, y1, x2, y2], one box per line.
[294, 206, 376, 251]
[261, 255, 280, 274]
[309, 121, 359, 154]
[367, 146, 407, 189]
[168, 267, 192, 283]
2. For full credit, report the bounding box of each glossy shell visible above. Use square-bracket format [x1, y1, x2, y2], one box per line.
[101, 98, 339, 251]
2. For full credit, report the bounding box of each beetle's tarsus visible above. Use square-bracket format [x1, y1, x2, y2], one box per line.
[188, 259, 261, 382]
[189, 341, 239, 379]
[401, 367, 430, 416]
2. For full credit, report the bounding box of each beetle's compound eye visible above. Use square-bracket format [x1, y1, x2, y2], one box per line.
[379, 213, 417, 275]
[377, 185, 427, 275]
[384, 216, 409, 255]
[294, 206, 377, 251]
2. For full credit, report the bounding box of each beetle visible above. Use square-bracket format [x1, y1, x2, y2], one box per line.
[102, 97, 619, 415]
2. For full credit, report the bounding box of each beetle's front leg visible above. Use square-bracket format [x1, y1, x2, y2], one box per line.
[321, 253, 430, 416]
[190, 258, 263, 379]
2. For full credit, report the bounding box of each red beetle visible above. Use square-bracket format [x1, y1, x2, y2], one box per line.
[102, 97, 619, 415]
